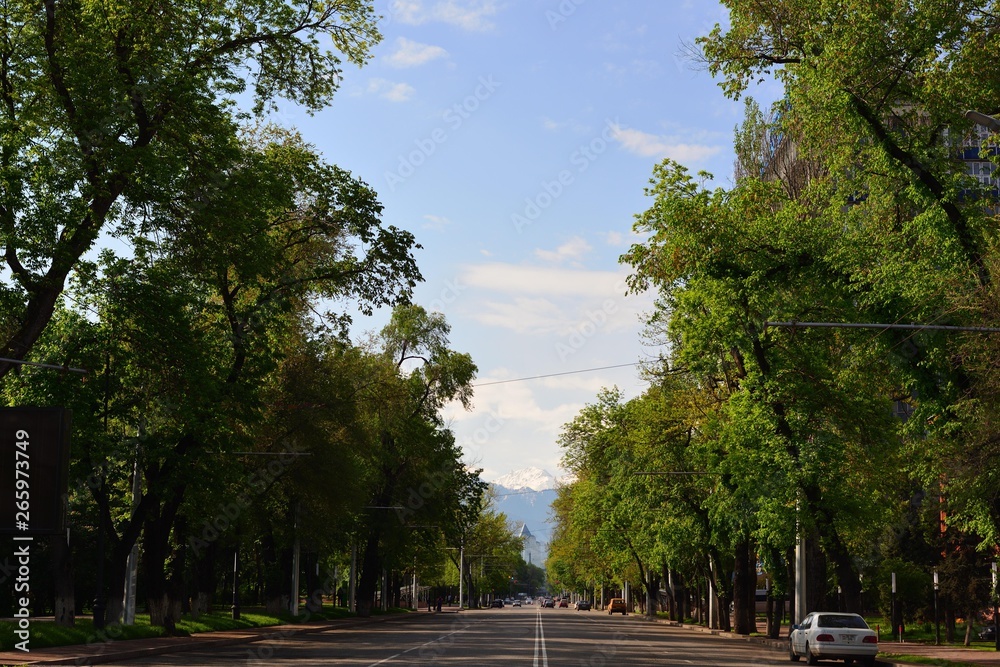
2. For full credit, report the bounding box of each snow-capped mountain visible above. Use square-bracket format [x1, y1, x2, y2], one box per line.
[490, 468, 564, 566]
[492, 466, 559, 492]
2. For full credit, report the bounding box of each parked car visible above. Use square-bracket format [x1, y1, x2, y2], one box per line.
[980, 625, 996, 640]
[576, 600, 592, 611]
[789, 612, 877, 667]
[608, 598, 628, 615]
[490, 599, 503, 608]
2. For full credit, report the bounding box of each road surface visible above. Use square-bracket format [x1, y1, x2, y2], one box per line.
[123, 606, 790, 666]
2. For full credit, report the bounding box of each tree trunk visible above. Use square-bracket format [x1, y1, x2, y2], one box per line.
[190, 541, 217, 619]
[304, 553, 323, 614]
[50, 533, 74, 627]
[142, 526, 172, 631]
[733, 539, 753, 635]
[645, 568, 658, 618]
[805, 533, 826, 614]
[662, 565, 678, 621]
[355, 531, 382, 618]
[103, 539, 133, 626]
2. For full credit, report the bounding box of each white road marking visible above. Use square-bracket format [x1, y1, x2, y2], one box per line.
[533, 609, 549, 666]
[366, 617, 486, 666]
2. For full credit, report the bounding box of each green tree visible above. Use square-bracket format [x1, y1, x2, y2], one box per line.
[622, 155, 909, 617]
[695, 0, 1000, 607]
[3, 128, 421, 628]
[0, 0, 380, 377]
[351, 304, 480, 617]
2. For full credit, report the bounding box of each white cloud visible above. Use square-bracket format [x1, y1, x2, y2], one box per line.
[445, 364, 647, 478]
[609, 123, 722, 163]
[367, 78, 415, 102]
[453, 263, 652, 336]
[476, 297, 565, 335]
[422, 214, 452, 231]
[534, 237, 592, 264]
[541, 116, 590, 134]
[389, 0, 500, 31]
[604, 231, 624, 246]
[460, 262, 626, 298]
[385, 37, 449, 68]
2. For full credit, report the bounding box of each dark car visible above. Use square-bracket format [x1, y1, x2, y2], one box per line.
[980, 625, 996, 640]
[543, 598, 555, 608]
[576, 600, 592, 611]
[490, 599, 503, 608]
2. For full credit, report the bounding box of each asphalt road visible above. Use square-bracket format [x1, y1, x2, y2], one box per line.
[122, 606, 792, 666]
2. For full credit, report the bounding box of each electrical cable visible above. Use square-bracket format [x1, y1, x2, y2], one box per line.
[473, 362, 641, 387]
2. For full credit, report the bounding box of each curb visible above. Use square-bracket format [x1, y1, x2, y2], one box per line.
[636, 616, 944, 667]
[0, 613, 407, 666]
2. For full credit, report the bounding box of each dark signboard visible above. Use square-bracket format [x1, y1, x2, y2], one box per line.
[0, 408, 71, 535]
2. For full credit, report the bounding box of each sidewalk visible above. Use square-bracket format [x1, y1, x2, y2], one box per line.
[0, 610, 454, 666]
[654, 617, 1000, 666]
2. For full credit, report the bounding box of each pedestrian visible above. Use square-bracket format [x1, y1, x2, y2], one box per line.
[436, 596, 443, 612]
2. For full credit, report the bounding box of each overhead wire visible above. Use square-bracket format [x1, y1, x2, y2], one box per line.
[472, 362, 641, 387]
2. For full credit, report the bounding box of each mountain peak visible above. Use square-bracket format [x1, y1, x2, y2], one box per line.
[492, 467, 558, 492]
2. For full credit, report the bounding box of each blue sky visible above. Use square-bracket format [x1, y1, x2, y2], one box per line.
[277, 1, 781, 481]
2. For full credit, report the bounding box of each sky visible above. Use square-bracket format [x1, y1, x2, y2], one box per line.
[274, 0, 781, 482]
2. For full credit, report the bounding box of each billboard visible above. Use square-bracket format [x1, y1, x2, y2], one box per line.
[0, 408, 72, 535]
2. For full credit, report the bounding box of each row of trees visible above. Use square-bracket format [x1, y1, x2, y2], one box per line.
[548, 0, 1000, 643]
[0, 0, 526, 632]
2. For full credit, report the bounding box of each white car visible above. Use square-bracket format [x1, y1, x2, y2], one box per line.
[789, 612, 877, 666]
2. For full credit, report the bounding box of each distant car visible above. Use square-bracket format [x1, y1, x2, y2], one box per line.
[789, 611, 878, 667]
[980, 625, 996, 640]
[558, 599, 569, 607]
[512, 600, 521, 607]
[576, 600, 592, 611]
[608, 598, 628, 615]
[490, 599, 503, 608]
[543, 598, 555, 608]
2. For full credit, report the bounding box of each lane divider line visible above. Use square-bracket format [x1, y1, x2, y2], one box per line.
[367, 616, 489, 666]
[533, 609, 548, 667]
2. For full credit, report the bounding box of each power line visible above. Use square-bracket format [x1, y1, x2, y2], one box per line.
[492, 488, 554, 498]
[473, 362, 641, 387]
[766, 321, 1000, 333]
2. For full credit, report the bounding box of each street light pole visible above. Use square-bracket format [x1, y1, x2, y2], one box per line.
[993, 562, 998, 652]
[891, 572, 897, 642]
[231, 549, 240, 620]
[933, 569, 939, 646]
